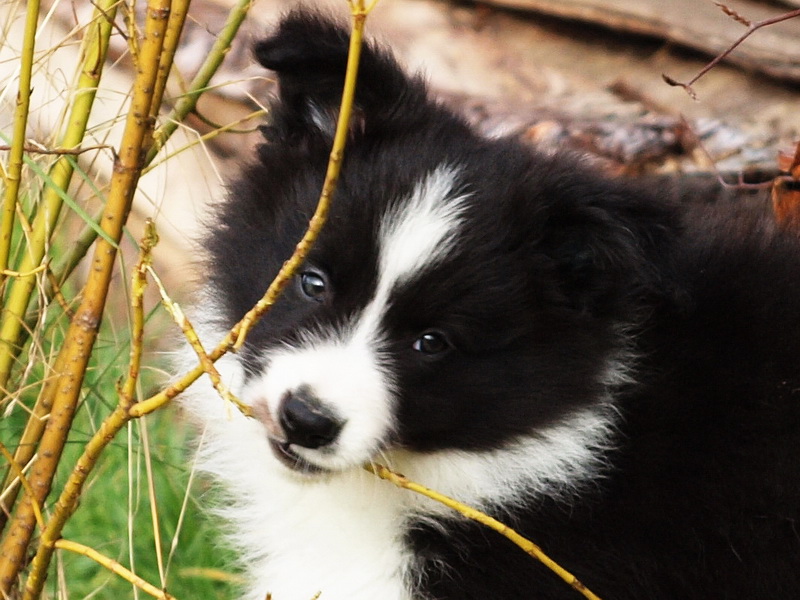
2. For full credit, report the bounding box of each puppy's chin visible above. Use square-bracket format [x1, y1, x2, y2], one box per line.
[267, 439, 331, 476]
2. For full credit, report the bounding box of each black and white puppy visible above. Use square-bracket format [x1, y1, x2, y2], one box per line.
[180, 10, 800, 600]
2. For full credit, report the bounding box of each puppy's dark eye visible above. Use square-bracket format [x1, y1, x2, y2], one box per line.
[299, 270, 327, 302]
[412, 331, 451, 356]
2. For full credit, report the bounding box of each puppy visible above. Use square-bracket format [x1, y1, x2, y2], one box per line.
[179, 10, 800, 600]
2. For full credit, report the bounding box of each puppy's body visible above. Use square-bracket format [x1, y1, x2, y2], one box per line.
[180, 11, 800, 600]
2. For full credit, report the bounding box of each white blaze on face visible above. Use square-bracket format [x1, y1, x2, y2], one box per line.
[353, 165, 469, 345]
[243, 166, 469, 470]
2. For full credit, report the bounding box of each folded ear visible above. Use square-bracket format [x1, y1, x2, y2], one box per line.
[538, 180, 681, 319]
[254, 10, 429, 142]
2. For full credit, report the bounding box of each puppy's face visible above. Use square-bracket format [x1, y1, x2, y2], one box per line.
[204, 12, 674, 475]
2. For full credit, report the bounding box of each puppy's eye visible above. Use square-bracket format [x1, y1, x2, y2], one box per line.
[412, 331, 451, 356]
[299, 270, 327, 302]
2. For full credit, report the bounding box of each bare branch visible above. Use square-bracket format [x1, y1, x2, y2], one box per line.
[366, 464, 604, 600]
[664, 7, 800, 98]
[0, 144, 113, 156]
[54, 540, 177, 600]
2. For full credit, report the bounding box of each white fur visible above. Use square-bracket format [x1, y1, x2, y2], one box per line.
[377, 165, 468, 290]
[178, 166, 620, 600]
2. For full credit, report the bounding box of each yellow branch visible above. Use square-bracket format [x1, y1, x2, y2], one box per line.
[0, 441, 43, 531]
[0, 0, 119, 392]
[0, 0, 39, 279]
[54, 539, 177, 600]
[233, 0, 373, 349]
[151, 0, 191, 121]
[146, 265, 252, 418]
[366, 464, 604, 600]
[6, 2, 173, 597]
[0, 264, 47, 278]
[135, 0, 378, 415]
[119, 220, 159, 409]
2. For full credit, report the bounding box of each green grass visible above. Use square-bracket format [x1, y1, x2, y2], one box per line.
[1, 3, 254, 594]
[54, 407, 238, 600]
[1, 295, 238, 599]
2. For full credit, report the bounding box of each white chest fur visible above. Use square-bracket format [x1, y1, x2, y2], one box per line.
[230, 462, 415, 600]
[183, 353, 415, 600]
[179, 340, 616, 600]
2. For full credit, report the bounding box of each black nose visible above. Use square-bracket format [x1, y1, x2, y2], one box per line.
[279, 389, 344, 449]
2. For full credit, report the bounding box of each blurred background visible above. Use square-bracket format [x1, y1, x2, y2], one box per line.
[1, 0, 798, 597]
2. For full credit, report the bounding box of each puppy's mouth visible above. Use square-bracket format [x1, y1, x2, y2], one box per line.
[251, 400, 322, 473]
[267, 438, 328, 475]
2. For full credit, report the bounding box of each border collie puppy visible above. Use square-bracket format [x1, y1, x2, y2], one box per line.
[179, 10, 800, 600]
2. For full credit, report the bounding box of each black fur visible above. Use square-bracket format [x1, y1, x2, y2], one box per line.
[204, 10, 800, 599]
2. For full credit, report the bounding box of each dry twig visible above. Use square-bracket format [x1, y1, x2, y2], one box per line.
[367, 464, 604, 600]
[663, 5, 800, 98]
[54, 539, 177, 600]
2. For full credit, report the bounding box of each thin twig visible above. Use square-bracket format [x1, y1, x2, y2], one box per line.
[366, 464, 603, 600]
[0, 441, 43, 531]
[233, 0, 374, 349]
[143, 109, 267, 175]
[663, 7, 800, 99]
[54, 539, 177, 600]
[0, 144, 113, 156]
[679, 115, 772, 191]
[119, 219, 159, 409]
[135, 0, 377, 416]
[0, 265, 47, 278]
[141, 421, 167, 588]
[146, 264, 252, 418]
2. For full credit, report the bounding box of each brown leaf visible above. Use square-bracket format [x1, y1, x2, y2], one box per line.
[771, 176, 800, 231]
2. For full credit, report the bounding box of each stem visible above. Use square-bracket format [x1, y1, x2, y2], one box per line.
[135, 0, 377, 414]
[148, 265, 252, 418]
[119, 220, 159, 408]
[0, 0, 39, 281]
[0, 0, 119, 534]
[0, 0, 118, 397]
[145, 0, 254, 165]
[54, 539, 177, 600]
[232, 0, 370, 348]
[151, 0, 191, 120]
[366, 464, 604, 600]
[0, 2, 172, 596]
[664, 7, 800, 99]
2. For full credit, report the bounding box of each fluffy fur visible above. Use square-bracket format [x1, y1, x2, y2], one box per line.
[179, 10, 800, 600]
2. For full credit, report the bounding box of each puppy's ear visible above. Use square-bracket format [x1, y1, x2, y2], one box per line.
[255, 10, 427, 141]
[540, 181, 680, 319]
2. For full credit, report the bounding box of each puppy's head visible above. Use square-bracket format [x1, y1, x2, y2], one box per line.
[204, 11, 678, 475]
